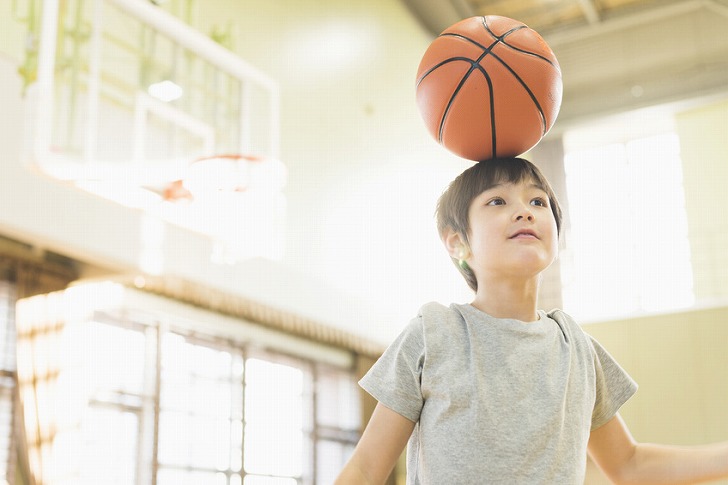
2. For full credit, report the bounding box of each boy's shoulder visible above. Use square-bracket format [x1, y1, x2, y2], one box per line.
[412, 301, 466, 336]
[545, 308, 578, 326]
[416, 301, 465, 324]
[544, 308, 594, 347]
[417, 301, 453, 317]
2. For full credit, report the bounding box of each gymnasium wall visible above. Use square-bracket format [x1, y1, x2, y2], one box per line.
[677, 99, 728, 302]
[577, 99, 728, 484]
[583, 304, 728, 485]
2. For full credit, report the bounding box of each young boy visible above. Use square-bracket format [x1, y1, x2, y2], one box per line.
[336, 158, 728, 484]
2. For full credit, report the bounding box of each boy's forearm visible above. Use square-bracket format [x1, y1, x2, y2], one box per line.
[619, 441, 728, 485]
[334, 460, 377, 485]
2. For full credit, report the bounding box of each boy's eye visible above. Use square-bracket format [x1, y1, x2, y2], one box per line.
[486, 197, 505, 206]
[531, 197, 548, 207]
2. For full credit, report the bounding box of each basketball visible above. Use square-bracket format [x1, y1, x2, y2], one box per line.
[416, 15, 563, 161]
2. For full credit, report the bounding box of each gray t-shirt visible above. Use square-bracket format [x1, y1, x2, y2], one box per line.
[360, 302, 638, 484]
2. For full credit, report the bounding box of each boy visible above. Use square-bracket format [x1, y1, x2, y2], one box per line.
[336, 158, 728, 484]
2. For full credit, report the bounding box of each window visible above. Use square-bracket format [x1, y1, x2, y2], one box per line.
[158, 333, 244, 485]
[562, 124, 694, 322]
[0, 280, 17, 485]
[81, 320, 150, 485]
[314, 367, 360, 484]
[74, 314, 360, 485]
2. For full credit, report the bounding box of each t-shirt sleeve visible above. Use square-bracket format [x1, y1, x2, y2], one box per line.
[588, 335, 638, 430]
[359, 316, 425, 423]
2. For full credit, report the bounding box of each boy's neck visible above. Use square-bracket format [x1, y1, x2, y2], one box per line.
[470, 277, 540, 323]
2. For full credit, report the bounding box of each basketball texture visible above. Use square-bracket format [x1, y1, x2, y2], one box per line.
[416, 16, 563, 161]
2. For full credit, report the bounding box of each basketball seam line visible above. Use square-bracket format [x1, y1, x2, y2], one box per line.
[478, 16, 555, 136]
[438, 39, 501, 157]
[439, 31, 559, 69]
[418, 16, 557, 159]
[480, 16, 549, 138]
[482, 16, 559, 69]
[423, 25, 551, 148]
[437, 58, 498, 159]
[427, 41, 547, 153]
[487, 51, 548, 135]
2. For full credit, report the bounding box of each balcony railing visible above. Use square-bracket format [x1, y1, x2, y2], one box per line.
[23, 0, 285, 263]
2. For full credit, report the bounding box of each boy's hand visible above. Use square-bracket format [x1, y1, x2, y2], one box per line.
[588, 413, 728, 484]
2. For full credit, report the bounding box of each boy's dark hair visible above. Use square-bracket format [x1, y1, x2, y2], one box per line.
[435, 157, 563, 291]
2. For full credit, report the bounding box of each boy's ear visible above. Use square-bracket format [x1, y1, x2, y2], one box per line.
[442, 228, 470, 260]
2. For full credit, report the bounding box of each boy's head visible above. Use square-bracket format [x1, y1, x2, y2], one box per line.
[435, 157, 563, 291]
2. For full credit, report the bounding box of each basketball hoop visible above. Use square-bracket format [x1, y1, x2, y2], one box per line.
[161, 180, 193, 202]
[159, 153, 286, 202]
[185, 154, 263, 195]
[160, 153, 287, 263]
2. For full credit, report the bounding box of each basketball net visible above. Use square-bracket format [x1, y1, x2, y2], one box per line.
[162, 154, 287, 264]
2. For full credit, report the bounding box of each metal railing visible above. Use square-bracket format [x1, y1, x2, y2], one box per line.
[22, 0, 286, 263]
[30, 0, 280, 186]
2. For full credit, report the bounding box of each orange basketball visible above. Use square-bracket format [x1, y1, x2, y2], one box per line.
[416, 16, 563, 161]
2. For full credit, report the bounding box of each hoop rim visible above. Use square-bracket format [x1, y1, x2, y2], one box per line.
[191, 153, 266, 165]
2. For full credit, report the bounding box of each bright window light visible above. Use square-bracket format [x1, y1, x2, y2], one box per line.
[158, 334, 243, 475]
[81, 408, 139, 485]
[0, 282, 17, 484]
[244, 358, 306, 478]
[562, 128, 694, 322]
[244, 477, 297, 485]
[148, 80, 184, 102]
[24, 309, 361, 485]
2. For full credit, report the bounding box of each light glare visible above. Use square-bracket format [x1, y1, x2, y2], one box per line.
[148, 80, 184, 102]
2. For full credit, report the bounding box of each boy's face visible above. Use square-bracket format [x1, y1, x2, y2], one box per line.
[461, 179, 558, 281]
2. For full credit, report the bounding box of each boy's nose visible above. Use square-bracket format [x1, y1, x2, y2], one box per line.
[514, 208, 534, 222]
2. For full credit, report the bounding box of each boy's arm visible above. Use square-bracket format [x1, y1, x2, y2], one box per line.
[588, 413, 728, 485]
[335, 402, 416, 485]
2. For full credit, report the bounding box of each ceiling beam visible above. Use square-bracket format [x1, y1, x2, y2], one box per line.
[545, 0, 706, 46]
[577, 0, 601, 24]
[704, 0, 728, 19]
[450, 0, 477, 19]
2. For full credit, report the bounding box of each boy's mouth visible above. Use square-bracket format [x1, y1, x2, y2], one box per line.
[510, 229, 538, 239]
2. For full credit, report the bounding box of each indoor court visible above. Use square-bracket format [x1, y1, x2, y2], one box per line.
[1, 0, 727, 484]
